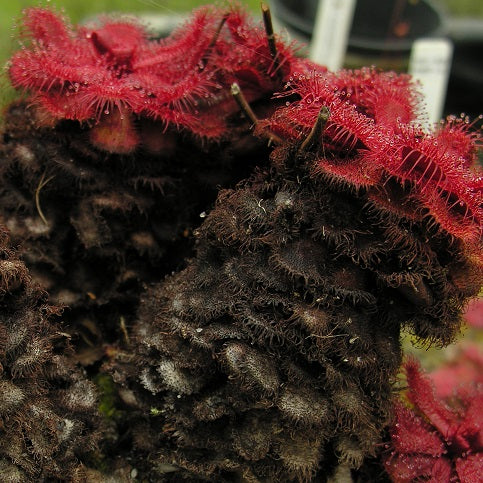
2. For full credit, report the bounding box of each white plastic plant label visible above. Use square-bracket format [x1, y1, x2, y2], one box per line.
[408, 38, 454, 125]
[309, 0, 356, 71]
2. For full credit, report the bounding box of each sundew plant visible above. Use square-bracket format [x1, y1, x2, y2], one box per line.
[0, 3, 481, 481]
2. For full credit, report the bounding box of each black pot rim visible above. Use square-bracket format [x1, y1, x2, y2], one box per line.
[270, 0, 447, 52]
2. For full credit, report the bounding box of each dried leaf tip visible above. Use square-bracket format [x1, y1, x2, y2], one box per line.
[231, 82, 259, 126]
[232, 82, 283, 146]
[200, 12, 229, 68]
[261, 2, 279, 77]
[299, 106, 330, 153]
[208, 12, 229, 50]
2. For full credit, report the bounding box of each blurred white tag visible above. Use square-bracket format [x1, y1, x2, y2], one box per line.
[309, 0, 356, 71]
[408, 38, 453, 125]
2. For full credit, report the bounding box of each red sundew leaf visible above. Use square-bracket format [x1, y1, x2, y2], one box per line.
[418, 185, 482, 244]
[313, 153, 380, 189]
[19, 7, 73, 50]
[10, 9, 101, 94]
[133, 70, 219, 113]
[9, 48, 100, 93]
[132, 7, 217, 71]
[221, 7, 299, 94]
[455, 452, 483, 482]
[139, 102, 226, 139]
[373, 124, 483, 243]
[280, 71, 339, 108]
[456, 391, 483, 452]
[325, 68, 420, 128]
[364, 79, 419, 130]
[8, 6, 229, 149]
[435, 115, 483, 169]
[383, 126, 464, 193]
[32, 79, 142, 122]
[134, 3, 300, 136]
[430, 457, 455, 482]
[265, 71, 408, 188]
[384, 453, 442, 482]
[31, 91, 93, 121]
[323, 104, 378, 154]
[223, 6, 252, 44]
[72, 81, 145, 120]
[404, 358, 458, 441]
[390, 402, 446, 457]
